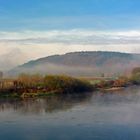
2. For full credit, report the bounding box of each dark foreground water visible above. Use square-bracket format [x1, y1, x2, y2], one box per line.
[1, 87, 140, 140]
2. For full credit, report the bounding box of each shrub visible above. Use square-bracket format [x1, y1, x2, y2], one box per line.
[17, 73, 43, 88]
[113, 76, 129, 87]
[96, 80, 114, 88]
[129, 68, 140, 85]
[44, 75, 93, 93]
[130, 73, 140, 85]
[132, 67, 140, 75]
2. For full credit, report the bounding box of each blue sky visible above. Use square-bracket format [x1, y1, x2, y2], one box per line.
[1, 0, 140, 69]
[0, 0, 140, 30]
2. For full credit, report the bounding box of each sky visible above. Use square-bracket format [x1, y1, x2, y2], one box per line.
[1, 0, 140, 67]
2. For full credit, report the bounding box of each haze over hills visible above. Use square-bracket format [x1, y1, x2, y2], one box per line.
[0, 48, 28, 71]
[8, 51, 140, 77]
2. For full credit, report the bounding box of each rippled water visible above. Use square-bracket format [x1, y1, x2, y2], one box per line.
[1, 86, 140, 140]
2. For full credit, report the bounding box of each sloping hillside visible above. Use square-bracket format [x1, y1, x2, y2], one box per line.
[8, 51, 140, 77]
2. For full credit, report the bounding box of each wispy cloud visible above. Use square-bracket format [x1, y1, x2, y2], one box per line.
[0, 29, 140, 62]
[1, 29, 140, 44]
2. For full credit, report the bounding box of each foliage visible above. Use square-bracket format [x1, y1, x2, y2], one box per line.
[132, 67, 140, 75]
[130, 73, 140, 85]
[113, 76, 129, 87]
[96, 80, 114, 88]
[18, 73, 43, 88]
[44, 75, 93, 93]
[129, 68, 140, 85]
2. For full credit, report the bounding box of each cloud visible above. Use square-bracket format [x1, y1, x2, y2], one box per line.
[1, 29, 140, 44]
[0, 29, 140, 63]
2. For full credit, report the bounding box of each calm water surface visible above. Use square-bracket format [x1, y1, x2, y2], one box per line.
[1, 86, 140, 140]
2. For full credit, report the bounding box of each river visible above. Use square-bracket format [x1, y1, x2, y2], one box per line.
[0, 86, 140, 140]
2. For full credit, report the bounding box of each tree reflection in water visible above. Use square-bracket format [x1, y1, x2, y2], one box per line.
[0, 86, 140, 115]
[0, 93, 92, 114]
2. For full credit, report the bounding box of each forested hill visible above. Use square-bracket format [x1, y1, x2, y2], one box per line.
[8, 51, 140, 77]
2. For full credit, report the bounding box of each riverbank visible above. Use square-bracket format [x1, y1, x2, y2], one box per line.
[0, 75, 93, 98]
[0, 73, 140, 98]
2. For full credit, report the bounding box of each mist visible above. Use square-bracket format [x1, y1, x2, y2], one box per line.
[1, 29, 140, 72]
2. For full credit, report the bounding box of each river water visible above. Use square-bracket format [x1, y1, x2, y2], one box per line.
[0, 86, 140, 140]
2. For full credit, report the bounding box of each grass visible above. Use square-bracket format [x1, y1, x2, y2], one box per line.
[1, 68, 140, 99]
[0, 75, 94, 98]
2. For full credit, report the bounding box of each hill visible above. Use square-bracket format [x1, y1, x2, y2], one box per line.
[8, 51, 140, 77]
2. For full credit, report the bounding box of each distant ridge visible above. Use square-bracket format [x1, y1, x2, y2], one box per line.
[8, 51, 140, 77]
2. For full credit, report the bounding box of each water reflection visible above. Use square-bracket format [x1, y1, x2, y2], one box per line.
[0, 93, 92, 114]
[0, 86, 140, 140]
[90, 86, 140, 105]
[0, 86, 140, 115]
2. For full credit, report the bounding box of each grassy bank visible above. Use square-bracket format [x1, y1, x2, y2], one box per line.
[0, 75, 93, 98]
[1, 67, 140, 98]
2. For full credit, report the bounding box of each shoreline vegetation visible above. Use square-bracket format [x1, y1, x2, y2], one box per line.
[0, 67, 140, 98]
[0, 75, 93, 98]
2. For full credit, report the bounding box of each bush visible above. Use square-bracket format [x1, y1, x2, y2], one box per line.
[17, 73, 43, 88]
[113, 76, 129, 87]
[132, 67, 140, 75]
[129, 68, 140, 85]
[130, 73, 140, 85]
[44, 75, 93, 93]
[96, 80, 114, 88]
